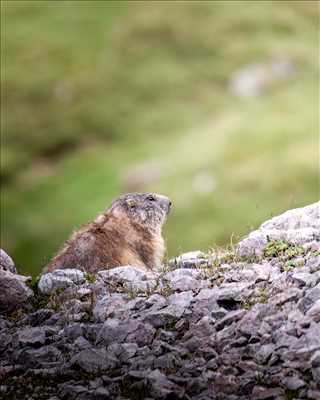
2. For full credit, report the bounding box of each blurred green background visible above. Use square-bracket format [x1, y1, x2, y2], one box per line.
[1, 0, 319, 276]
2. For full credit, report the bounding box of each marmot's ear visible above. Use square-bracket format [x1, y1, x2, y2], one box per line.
[126, 199, 136, 208]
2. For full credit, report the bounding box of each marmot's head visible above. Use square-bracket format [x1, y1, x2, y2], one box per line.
[108, 192, 172, 232]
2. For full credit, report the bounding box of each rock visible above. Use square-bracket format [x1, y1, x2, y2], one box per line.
[238, 228, 318, 258]
[254, 343, 275, 364]
[238, 304, 276, 337]
[224, 267, 256, 283]
[93, 293, 128, 322]
[311, 351, 320, 383]
[92, 387, 110, 398]
[147, 369, 181, 399]
[108, 343, 138, 362]
[0, 249, 17, 273]
[215, 309, 246, 331]
[282, 376, 306, 390]
[216, 282, 254, 303]
[23, 309, 54, 326]
[74, 336, 91, 350]
[16, 327, 46, 347]
[58, 382, 89, 399]
[167, 275, 202, 292]
[194, 288, 218, 302]
[38, 269, 85, 294]
[287, 323, 320, 361]
[145, 293, 167, 310]
[252, 263, 272, 282]
[0, 268, 33, 312]
[163, 268, 202, 281]
[98, 265, 155, 282]
[306, 300, 320, 322]
[261, 202, 319, 230]
[96, 319, 129, 345]
[211, 372, 240, 395]
[191, 288, 224, 319]
[98, 266, 157, 292]
[0, 316, 12, 330]
[308, 390, 320, 400]
[251, 386, 284, 399]
[291, 271, 319, 288]
[70, 348, 119, 373]
[63, 298, 88, 322]
[3, 202, 320, 399]
[143, 291, 193, 328]
[169, 251, 210, 269]
[271, 287, 302, 306]
[153, 352, 181, 371]
[16, 344, 62, 369]
[306, 255, 320, 272]
[167, 291, 194, 314]
[126, 322, 156, 346]
[237, 202, 320, 257]
[97, 318, 155, 347]
[298, 284, 320, 313]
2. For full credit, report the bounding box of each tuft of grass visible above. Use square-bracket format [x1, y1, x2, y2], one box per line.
[207, 243, 261, 267]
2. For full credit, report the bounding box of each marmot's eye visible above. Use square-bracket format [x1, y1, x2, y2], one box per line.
[146, 195, 156, 201]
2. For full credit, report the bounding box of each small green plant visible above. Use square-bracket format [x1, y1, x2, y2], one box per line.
[28, 276, 51, 310]
[31, 293, 50, 310]
[258, 288, 269, 304]
[283, 260, 296, 271]
[284, 389, 299, 400]
[126, 286, 140, 300]
[241, 298, 255, 310]
[164, 319, 177, 331]
[264, 239, 290, 258]
[47, 289, 66, 312]
[241, 287, 269, 310]
[85, 272, 97, 283]
[29, 275, 41, 292]
[7, 308, 25, 323]
[158, 284, 175, 298]
[264, 239, 305, 259]
[263, 240, 306, 272]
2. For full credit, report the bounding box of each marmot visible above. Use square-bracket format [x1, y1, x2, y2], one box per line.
[44, 193, 172, 274]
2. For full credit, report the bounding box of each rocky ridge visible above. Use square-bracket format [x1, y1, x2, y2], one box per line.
[0, 202, 319, 400]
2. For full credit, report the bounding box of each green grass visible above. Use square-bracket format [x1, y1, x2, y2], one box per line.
[1, 1, 319, 275]
[263, 239, 309, 271]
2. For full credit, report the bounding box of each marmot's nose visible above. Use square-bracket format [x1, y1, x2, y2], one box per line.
[166, 199, 172, 214]
[155, 194, 172, 213]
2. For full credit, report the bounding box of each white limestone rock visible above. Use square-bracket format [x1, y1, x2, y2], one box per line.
[38, 268, 86, 295]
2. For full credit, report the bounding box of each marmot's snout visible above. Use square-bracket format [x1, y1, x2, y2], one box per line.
[154, 194, 172, 214]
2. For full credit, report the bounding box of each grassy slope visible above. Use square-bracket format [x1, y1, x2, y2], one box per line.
[1, 0, 319, 275]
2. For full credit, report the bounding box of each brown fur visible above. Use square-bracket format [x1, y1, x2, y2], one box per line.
[44, 193, 171, 274]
